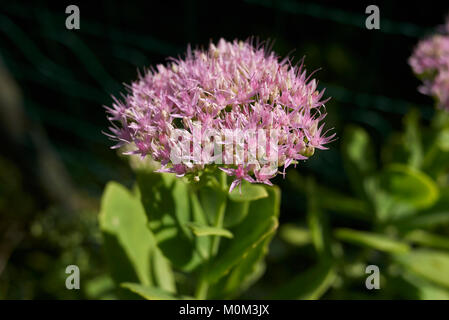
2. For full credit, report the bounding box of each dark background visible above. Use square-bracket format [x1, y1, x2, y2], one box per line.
[1, 0, 448, 299]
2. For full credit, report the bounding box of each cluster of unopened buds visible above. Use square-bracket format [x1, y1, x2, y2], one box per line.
[409, 16, 449, 111]
[106, 39, 335, 192]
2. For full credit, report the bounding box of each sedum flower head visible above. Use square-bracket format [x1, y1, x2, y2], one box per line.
[105, 39, 334, 191]
[409, 16, 449, 111]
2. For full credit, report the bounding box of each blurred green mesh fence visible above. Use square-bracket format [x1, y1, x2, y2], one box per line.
[0, 1, 436, 193]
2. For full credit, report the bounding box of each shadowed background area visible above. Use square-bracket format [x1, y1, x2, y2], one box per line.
[1, 1, 449, 299]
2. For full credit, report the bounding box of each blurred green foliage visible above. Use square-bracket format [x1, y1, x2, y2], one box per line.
[91, 107, 449, 300]
[99, 169, 280, 299]
[275, 109, 449, 299]
[1, 1, 449, 300]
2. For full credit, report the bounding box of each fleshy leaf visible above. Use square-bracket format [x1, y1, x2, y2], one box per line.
[396, 249, 449, 289]
[307, 178, 332, 257]
[279, 224, 311, 247]
[151, 248, 176, 293]
[405, 230, 449, 251]
[205, 186, 280, 284]
[136, 171, 202, 272]
[223, 200, 250, 228]
[378, 164, 439, 210]
[335, 228, 410, 254]
[186, 222, 234, 238]
[403, 109, 423, 168]
[99, 182, 156, 286]
[342, 125, 376, 198]
[228, 181, 268, 202]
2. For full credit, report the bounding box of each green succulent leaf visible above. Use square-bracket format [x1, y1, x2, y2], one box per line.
[214, 238, 269, 298]
[186, 222, 233, 238]
[223, 200, 250, 228]
[401, 272, 449, 300]
[199, 185, 227, 224]
[378, 164, 439, 210]
[84, 275, 115, 300]
[205, 186, 280, 284]
[228, 181, 268, 202]
[189, 190, 212, 260]
[151, 248, 176, 293]
[99, 182, 156, 286]
[136, 172, 203, 272]
[396, 250, 449, 289]
[279, 224, 311, 247]
[342, 125, 376, 198]
[100, 182, 177, 295]
[403, 109, 423, 168]
[394, 211, 449, 230]
[307, 178, 332, 257]
[405, 230, 449, 251]
[334, 228, 410, 254]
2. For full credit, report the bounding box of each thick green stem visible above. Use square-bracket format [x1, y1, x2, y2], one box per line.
[210, 170, 228, 254]
[194, 271, 209, 300]
[195, 170, 228, 299]
[211, 206, 227, 255]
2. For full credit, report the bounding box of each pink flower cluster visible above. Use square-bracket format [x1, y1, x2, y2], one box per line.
[106, 39, 334, 191]
[409, 17, 449, 111]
